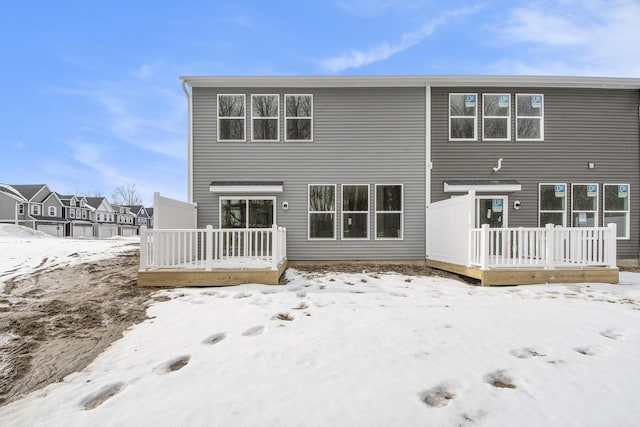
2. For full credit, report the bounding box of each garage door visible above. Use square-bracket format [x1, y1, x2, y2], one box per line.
[37, 224, 63, 237]
[73, 225, 93, 238]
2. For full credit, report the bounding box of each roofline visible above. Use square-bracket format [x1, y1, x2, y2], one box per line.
[179, 75, 640, 90]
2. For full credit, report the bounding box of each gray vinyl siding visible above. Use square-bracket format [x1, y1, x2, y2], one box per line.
[192, 87, 426, 260]
[431, 87, 640, 259]
[0, 193, 19, 221]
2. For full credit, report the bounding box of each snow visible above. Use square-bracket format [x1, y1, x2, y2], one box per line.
[1, 227, 639, 426]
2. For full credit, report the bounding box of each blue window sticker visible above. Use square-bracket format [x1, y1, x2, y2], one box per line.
[531, 95, 542, 108]
[554, 184, 565, 197]
[492, 198, 503, 213]
[465, 94, 476, 108]
[619, 185, 628, 198]
[498, 95, 509, 108]
[587, 184, 597, 197]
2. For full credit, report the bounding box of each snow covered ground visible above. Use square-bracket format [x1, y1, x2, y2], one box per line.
[1, 224, 639, 426]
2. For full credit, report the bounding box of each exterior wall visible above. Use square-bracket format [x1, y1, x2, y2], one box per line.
[430, 87, 640, 259]
[192, 86, 426, 260]
[0, 193, 20, 222]
[42, 197, 63, 218]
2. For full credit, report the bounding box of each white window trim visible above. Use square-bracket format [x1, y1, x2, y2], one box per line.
[449, 93, 477, 141]
[285, 94, 313, 142]
[307, 184, 336, 240]
[475, 195, 509, 227]
[217, 94, 246, 142]
[48, 206, 57, 217]
[538, 183, 566, 227]
[516, 93, 544, 141]
[218, 196, 277, 229]
[251, 94, 280, 142]
[571, 183, 599, 227]
[603, 183, 630, 240]
[374, 184, 404, 241]
[31, 204, 41, 216]
[482, 93, 511, 141]
[341, 184, 370, 240]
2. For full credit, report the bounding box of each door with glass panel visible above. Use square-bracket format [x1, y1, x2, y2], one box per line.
[220, 198, 275, 258]
[476, 196, 507, 228]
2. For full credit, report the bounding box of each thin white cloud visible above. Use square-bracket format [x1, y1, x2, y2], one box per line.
[336, 0, 433, 16]
[318, 4, 484, 72]
[493, 0, 640, 76]
[14, 141, 24, 150]
[134, 64, 153, 79]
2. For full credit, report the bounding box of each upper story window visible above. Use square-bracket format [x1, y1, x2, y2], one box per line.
[516, 94, 544, 141]
[48, 206, 57, 217]
[482, 94, 511, 141]
[308, 184, 335, 239]
[604, 184, 630, 239]
[449, 94, 477, 141]
[285, 95, 313, 141]
[217, 94, 245, 141]
[18, 204, 24, 215]
[375, 184, 403, 239]
[251, 94, 279, 141]
[31, 204, 40, 216]
[539, 183, 566, 226]
[70, 208, 75, 218]
[572, 184, 598, 227]
[82, 210, 87, 219]
[342, 184, 369, 240]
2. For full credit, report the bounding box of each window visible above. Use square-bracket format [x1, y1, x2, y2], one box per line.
[217, 94, 245, 141]
[342, 184, 369, 239]
[48, 206, 57, 217]
[539, 183, 566, 226]
[516, 94, 543, 140]
[375, 184, 403, 239]
[220, 198, 275, 229]
[31, 204, 40, 216]
[251, 94, 279, 141]
[18, 204, 24, 215]
[285, 95, 312, 141]
[82, 210, 87, 219]
[308, 185, 335, 239]
[483, 94, 511, 141]
[604, 184, 630, 239]
[70, 208, 75, 218]
[476, 196, 508, 228]
[449, 93, 477, 140]
[572, 184, 598, 227]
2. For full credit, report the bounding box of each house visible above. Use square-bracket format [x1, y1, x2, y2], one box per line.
[113, 204, 137, 236]
[57, 194, 95, 237]
[127, 205, 150, 231]
[0, 184, 68, 237]
[138, 75, 640, 286]
[85, 197, 118, 238]
[145, 208, 154, 229]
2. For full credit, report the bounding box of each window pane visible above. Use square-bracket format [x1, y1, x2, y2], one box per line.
[484, 118, 508, 139]
[286, 95, 312, 117]
[451, 118, 475, 139]
[252, 95, 278, 117]
[517, 95, 542, 116]
[484, 95, 509, 116]
[604, 212, 627, 237]
[540, 212, 563, 226]
[572, 212, 596, 227]
[376, 185, 402, 211]
[573, 185, 597, 211]
[449, 94, 476, 116]
[221, 199, 246, 228]
[309, 185, 335, 211]
[253, 119, 278, 140]
[343, 185, 368, 211]
[219, 95, 244, 117]
[604, 185, 629, 210]
[310, 213, 334, 238]
[540, 185, 565, 210]
[219, 119, 244, 140]
[343, 213, 368, 238]
[376, 213, 401, 238]
[517, 118, 541, 139]
[249, 200, 273, 228]
[286, 119, 311, 140]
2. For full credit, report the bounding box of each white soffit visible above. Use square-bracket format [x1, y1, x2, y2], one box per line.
[209, 181, 284, 194]
[444, 180, 522, 193]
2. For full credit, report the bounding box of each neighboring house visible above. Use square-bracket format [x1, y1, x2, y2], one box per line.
[0, 184, 67, 236]
[127, 205, 150, 231]
[141, 75, 639, 286]
[85, 197, 118, 238]
[113, 204, 137, 236]
[146, 207, 154, 229]
[57, 194, 95, 237]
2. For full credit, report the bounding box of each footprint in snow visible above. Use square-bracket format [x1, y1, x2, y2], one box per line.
[272, 312, 295, 321]
[420, 383, 458, 407]
[202, 332, 227, 345]
[81, 382, 126, 410]
[292, 302, 309, 310]
[600, 328, 625, 339]
[233, 292, 252, 299]
[242, 325, 266, 336]
[390, 292, 408, 297]
[484, 370, 517, 389]
[574, 346, 602, 356]
[510, 347, 547, 359]
[153, 356, 191, 374]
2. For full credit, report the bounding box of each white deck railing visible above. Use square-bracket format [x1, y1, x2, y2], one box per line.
[469, 223, 617, 270]
[139, 225, 287, 271]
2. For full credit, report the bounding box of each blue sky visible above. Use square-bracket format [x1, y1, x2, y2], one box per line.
[1, 0, 639, 205]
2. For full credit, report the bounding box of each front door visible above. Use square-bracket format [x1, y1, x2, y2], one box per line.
[219, 197, 276, 257]
[476, 196, 507, 228]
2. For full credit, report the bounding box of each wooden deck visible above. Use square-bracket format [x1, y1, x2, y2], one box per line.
[425, 259, 618, 286]
[137, 260, 288, 287]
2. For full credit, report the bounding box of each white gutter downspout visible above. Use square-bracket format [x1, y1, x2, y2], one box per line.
[425, 84, 432, 260]
[181, 80, 194, 203]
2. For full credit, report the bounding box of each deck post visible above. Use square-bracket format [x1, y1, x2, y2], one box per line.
[139, 226, 148, 271]
[607, 223, 617, 268]
[271, 224, 278, 271]
[206, 225, 213, 271]
[544, 223, 554, 269]
[480, 224, 490, 270]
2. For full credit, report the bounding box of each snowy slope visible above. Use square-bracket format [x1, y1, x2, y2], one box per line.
[0, 263, 639, 426]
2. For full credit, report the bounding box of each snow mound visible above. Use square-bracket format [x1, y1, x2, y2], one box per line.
[0, 224, 52, 239]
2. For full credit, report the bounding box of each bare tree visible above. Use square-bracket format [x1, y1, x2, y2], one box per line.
[77, 189, 104, 198]
[111, 183, 143, 206]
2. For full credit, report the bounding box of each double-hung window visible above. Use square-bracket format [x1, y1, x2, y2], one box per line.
[285, 95, 313, 141]
[251, 94, 279, 141]
[82, 210, 87, 219]
[308, 184, 335, 239]
[217, 94, 245, 141]
[449, 94, 477, 140]
[603, 184, 630, 239]
[571, 184, 598, 227]
[48, 206, 56, 217]
[516, 94, 544, 140]
[342, 184, 369, 239]
[483, 94, 511, 140]
[539, 183, 566, 226]
[31, 204, 40, 216]
[18, 204, 24, 215]
[375, 184, 403, 239]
